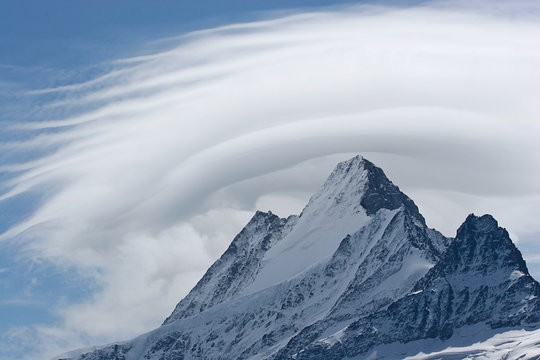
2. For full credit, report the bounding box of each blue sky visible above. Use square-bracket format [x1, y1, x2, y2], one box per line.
[1, 1, 360, 131]
[2, 1, 355, 70]
[1, 1, 539, 359]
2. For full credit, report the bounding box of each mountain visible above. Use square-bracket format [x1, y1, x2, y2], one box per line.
[56, 156, 540, 360]
[275, 214, 540, 359]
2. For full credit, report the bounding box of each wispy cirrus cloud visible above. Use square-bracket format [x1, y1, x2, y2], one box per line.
[1, 1, 539, 359]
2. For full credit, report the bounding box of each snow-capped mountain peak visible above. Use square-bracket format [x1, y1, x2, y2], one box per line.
[238, 155, 431, 296]
[274, 214, 540, 360]
[57, 156, 540, 360]
[301, 155, 423, 222]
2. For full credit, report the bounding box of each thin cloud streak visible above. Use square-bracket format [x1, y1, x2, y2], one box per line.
[1, 2, 539, 359]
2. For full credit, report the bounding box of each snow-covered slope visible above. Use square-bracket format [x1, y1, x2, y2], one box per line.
[275, 214, 540, 359]
[56, 156, 539, 360]
[164, 210, 298, 324]
[357, 325, 540, 360]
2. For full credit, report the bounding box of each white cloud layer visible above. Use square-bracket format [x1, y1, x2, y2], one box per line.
[1, 1, 540, 358]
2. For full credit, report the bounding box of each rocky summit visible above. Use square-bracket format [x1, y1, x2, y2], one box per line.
[56, 156, 540, 360]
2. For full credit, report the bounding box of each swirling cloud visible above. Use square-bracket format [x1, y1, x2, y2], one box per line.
[1, 2, 539, 359]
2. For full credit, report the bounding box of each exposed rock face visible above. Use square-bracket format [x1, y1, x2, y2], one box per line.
[164, 210, 298, 324]
[57, 156, 539, 360]
[276, 214, 540, 359]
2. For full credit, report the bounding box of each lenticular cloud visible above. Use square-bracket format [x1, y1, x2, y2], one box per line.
[1, 2, 539, 359]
